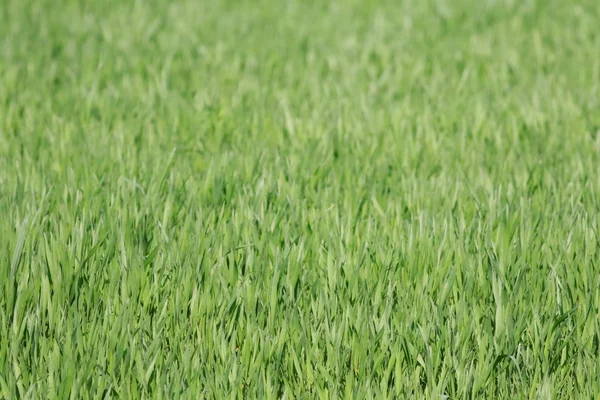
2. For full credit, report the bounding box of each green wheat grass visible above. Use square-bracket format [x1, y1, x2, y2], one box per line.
[2, 0, 600, 398]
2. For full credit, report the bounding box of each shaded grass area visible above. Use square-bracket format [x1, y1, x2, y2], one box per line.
[2, 0, 600, 397]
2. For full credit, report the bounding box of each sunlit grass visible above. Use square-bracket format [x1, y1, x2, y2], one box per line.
[2, 0, 600, 398]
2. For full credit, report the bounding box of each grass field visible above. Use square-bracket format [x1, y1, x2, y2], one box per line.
[2, 0, 600, 398]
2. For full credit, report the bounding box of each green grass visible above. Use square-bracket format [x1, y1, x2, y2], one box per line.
[2, 0, 600, 398]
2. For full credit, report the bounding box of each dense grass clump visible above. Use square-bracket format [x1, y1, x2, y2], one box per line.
[2, 0, 600, 398]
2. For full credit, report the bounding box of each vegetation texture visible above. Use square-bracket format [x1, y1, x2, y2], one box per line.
[2, 0, 600, 398]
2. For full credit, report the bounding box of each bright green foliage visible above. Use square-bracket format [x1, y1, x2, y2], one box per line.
[2, 0, 600, 398]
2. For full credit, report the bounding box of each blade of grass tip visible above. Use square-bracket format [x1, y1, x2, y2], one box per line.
[143, 245, 160, 269]
[10, 217, 28, 279]
[79, 231, 110, 269]
[8, 217, 28, 313]
[486, 353, 523, 386]
[551, 306, 578, 333]
[159, 147, 178, 190]
[144, 353, 159, 388]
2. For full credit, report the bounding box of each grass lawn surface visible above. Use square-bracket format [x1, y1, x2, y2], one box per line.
[2, 0, 600, 398]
